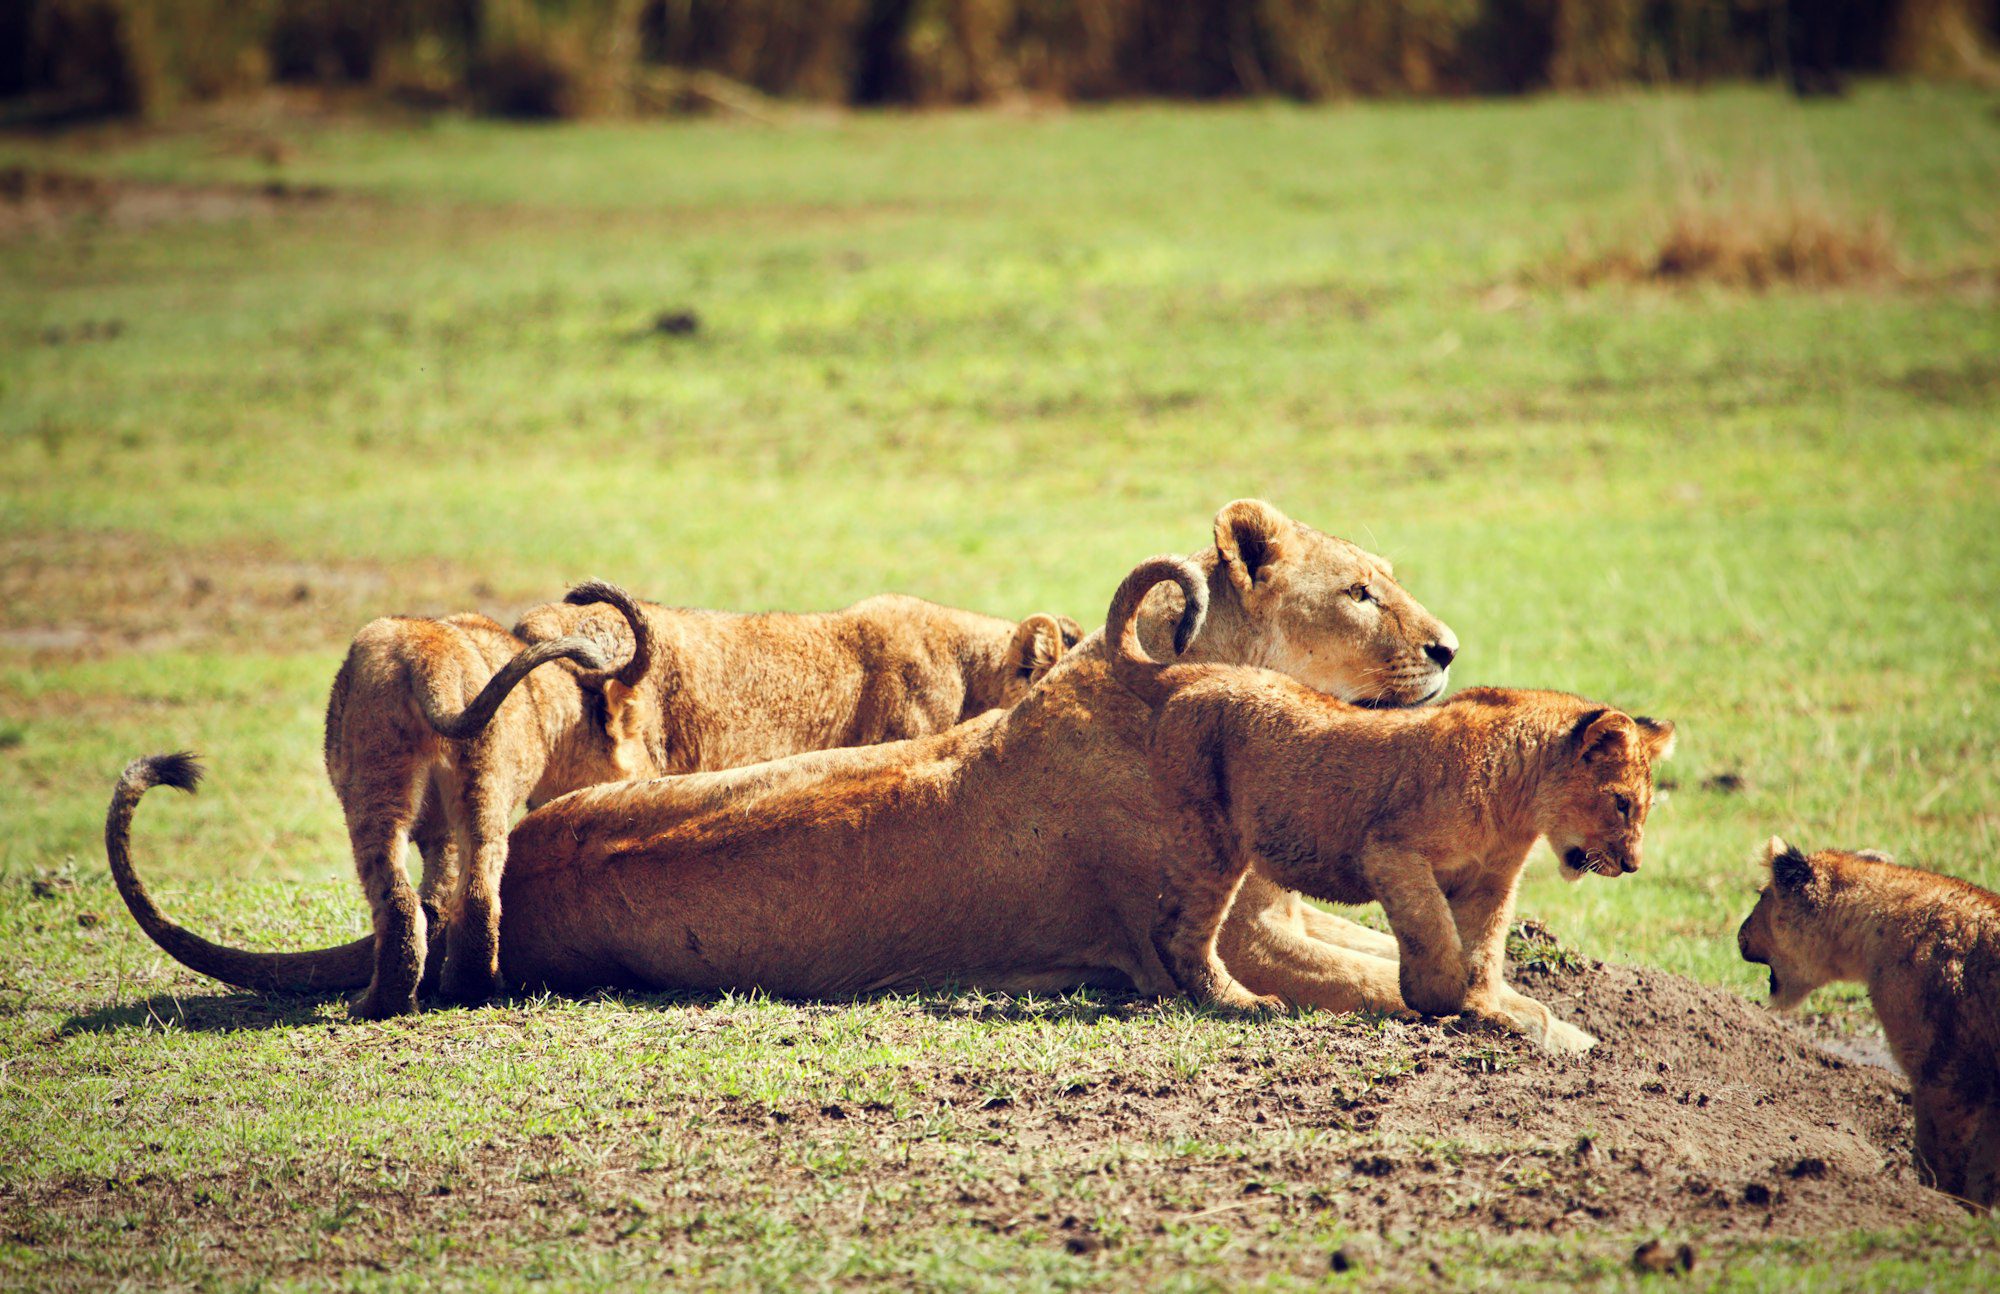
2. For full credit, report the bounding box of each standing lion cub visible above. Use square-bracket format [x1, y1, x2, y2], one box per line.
[1110, 557, 1676, 1052]
[1738, 839, 1999, 1210]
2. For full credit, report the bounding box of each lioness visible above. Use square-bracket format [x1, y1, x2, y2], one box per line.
[1110, 558, 1676, 1052]
[1738, 839, 1999, 1209]
[107, 531, 1466, 1024]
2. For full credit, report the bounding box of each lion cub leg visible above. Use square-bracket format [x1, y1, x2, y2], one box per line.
[1452, 870, 1595, 1055]
[1363, 849, 1469, 1018]
[1153, 865, 1283, 1015]
[409, 792, 459, 1001]
[344, 767, 431, 1021]
[437, 788, 512, 1006]
[1912, 1086, 1986, 1205]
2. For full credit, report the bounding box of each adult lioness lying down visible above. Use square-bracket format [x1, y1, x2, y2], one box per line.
[107, 500, 1460, 1016]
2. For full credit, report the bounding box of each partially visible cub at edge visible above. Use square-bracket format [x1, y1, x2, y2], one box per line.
[1739, 838, 2000, 1211]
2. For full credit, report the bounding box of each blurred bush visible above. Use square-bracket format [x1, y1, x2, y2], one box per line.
[2, 0, 1994, 122]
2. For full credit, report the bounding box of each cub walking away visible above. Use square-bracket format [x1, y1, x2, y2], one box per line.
[1739, 839, 1999, 1210]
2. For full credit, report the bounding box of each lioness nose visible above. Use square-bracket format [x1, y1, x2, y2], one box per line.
[1424, 641, 1456, 668]
[1620, 856, 1640, 874]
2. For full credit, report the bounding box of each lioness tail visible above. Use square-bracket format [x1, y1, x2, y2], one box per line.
[105, 754, 374, 993]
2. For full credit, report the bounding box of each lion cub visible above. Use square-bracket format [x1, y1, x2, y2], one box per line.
[1110, 558, 1675, 1052]
[326, 583, 655, 1019]
[1739, 839, 1999, 1210]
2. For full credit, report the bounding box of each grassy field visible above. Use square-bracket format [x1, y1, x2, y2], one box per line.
[3, 83, 1999, 1287]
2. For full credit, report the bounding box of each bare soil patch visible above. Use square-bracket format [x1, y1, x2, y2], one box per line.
[0, 165, 336, 238]
[0, 529, 535, 662]
[3, 952, 1960, 1286]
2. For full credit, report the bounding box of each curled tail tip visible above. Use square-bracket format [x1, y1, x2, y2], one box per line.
[563, 637, 616, 673]
[124, 752, 203, 794]
[564, 578, 628, 608]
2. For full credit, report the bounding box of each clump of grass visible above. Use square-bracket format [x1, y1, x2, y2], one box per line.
[1562, 199, 1901, 290]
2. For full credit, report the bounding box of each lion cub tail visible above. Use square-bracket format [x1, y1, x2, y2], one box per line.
[562, 579, 655, 776]
[416, 632, 616, 742]
[1106, 556, 1208, 708]
[105, 754, 375, 993]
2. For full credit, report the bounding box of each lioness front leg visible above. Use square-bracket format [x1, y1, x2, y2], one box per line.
[1218, 896, 1409, 1017]
[1362, 848, 1468, 1017]
[1451, 869, 1595, 1054]
[1296, 903, 1400, 960]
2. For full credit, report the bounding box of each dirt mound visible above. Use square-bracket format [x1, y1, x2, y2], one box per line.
[1342, 954, 1945, 1239]
[0, 165, 333, 237]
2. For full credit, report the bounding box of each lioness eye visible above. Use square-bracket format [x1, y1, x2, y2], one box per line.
[1613, 794, 1632, 821]
[1348, 584, 1373, 603]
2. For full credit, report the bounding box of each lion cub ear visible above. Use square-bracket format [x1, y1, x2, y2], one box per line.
[1007, 615, 1066, 683]
[1764, 836, 1815, 894]
[1053, 615, 1085, 649]
[1633, 715, 1677, 760]
[1213, 499, 1289, 601]
[1571, 709, 1635, 763]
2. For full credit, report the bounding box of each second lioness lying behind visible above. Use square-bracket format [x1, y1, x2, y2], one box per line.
[1110, 559, 1676, 1052]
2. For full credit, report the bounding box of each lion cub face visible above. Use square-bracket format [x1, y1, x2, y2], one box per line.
[1547, 710, 1676, 882]
[965, 614, 1073, 716]
[1214, 499, 1458, 709]
[1738, 838, 1892, 1011]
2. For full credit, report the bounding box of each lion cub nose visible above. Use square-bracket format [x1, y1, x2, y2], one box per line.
[1424, 641, 1456, 669]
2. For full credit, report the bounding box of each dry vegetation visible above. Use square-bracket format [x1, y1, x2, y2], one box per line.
[7, 0, 1999, 122]
[1556, 198, 1904, 290]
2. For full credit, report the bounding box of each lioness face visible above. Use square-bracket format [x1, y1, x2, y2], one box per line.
[1213, 500, 1458, 709]
[1548, 711, 1675, 883]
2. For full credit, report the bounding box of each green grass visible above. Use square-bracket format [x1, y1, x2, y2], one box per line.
[3, 83, 1999, 1288]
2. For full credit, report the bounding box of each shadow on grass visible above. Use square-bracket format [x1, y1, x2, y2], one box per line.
[62, 991, 333, 1035]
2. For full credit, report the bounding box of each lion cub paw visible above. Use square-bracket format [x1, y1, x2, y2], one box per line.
[1212, 986, 1288, 1017]
[349, 985, 418, 1021]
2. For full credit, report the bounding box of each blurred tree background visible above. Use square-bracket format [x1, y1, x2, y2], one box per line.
[5, 0, 1997, 124]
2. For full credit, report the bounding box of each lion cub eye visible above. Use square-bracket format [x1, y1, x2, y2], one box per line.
[1612, 793, 1633, 822]
[1347, 584, 1374, 604]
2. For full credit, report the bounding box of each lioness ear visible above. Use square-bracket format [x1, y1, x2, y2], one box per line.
[1007, 615, 1064, 682]
[1570, 709, 1635, 763]
[1633, 715, 1677, 761]
[1765, 836, 1814, 893]
[1053, 615, 1085, 649]
[1213, 499, 1288, 601]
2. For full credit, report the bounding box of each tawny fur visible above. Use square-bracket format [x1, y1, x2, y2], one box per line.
[1739, 840, 2000, 1209]
[103, 504, 1465, 1024]
[322, 596, 649, 1019]
[512, 594, 1078, 777]
[1111, 557, 1676, 1053]
[115, 585, 1072, 1019]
